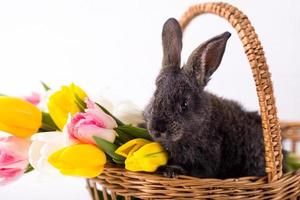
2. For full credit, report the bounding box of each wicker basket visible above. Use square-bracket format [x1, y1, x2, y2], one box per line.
[87, 2, 300, 199]
[281, 122, 300, 154]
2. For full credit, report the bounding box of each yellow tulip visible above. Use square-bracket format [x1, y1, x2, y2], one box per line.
[117, 141, 168, 172]
[48, 83, 87, 130]
[0, 97, 42, 138]
[115, 138, 151, 158]
[48, 144, 106, 178]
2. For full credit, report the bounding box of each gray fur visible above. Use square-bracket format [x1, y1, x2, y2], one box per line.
[144, 18, 266, 178]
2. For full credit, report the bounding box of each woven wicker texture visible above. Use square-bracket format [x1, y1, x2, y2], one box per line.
[88, 167, 300, 200]
[281, 122, 300, 154]
[87, 2, 300, 200]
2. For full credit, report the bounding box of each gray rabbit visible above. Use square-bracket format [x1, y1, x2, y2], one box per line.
[144, 18, 267, 178]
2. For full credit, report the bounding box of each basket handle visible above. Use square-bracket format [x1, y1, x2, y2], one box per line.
[179, 2, 282, 182]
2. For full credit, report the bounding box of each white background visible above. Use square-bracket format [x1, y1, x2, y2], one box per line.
[0, 0, 299, 199]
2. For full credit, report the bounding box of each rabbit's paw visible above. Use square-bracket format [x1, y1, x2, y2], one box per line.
[158, 165, 186, 178]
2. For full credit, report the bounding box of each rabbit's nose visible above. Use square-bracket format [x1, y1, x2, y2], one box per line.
[149, 119, 167, 138]
[150, 130, 162, 138]
[153, 119, 167, 133]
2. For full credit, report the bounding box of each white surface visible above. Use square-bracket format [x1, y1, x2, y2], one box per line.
[0, 0, 299, 199]
[1, 171, 90, 200]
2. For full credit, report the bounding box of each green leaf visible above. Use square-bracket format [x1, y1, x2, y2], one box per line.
[40, 81, 51, 91]
[105, 154, 114, 163]
[93, 136, 125, 164]
[96, 103, 124, 126]
[116, 125, 152, 140]
[114, 137, 124, 146]
[0, 93, 5, 96]
[24, 164, 34, 173]
[115, 128, 135, 143]
[74, 93, 86, 112]
[112, 158, 126, 165]
[41, 112, 58, 131]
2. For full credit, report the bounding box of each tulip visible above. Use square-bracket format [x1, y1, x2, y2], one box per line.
[0, 136, 31, 185]
[48, 83, 87, 130]
[95, 96, 114, 113]
[28, 132, 65, 175]
[24, 92, 41, 106]
[116, 140, 168, 172]
[112, 101, 145, 126]
[48, 144, 106, 178]
[115, 138, 150, 158]
[67, 99, 117, 144]
[0, 97, 42, 138]
[96, 95, 144, 126]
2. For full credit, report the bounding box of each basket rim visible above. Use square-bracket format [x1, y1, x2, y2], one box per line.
[97, 163, 300, 183]
[88, 165, 300, 199]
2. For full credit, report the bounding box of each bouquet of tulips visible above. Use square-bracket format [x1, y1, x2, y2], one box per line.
[0, 83, 168, 185]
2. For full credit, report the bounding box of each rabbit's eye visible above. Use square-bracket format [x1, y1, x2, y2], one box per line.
[180, 100, 188, 112]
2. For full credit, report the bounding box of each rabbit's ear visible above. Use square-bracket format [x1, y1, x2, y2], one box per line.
[184, 32, 231, 85]
[162, 18, 182, 68]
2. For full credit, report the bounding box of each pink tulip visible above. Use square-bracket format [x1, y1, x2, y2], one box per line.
[0, 136, 30, 186]
[67, 99, 117, 144]
[24, 92, 41, 105]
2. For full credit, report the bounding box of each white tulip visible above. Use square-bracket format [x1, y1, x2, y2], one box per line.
[112, 101, 145, 126]
[29, 132, 65, 175]
[96, 96, 114, 112]
[94, 88, 145, 126]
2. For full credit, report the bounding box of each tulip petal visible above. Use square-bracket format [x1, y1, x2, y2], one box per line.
[31, 132, 64, 144]
[3, 160, 28, 169]
[77, 125, 116, 144]
[124, 142, 168, 172]
[59, 166, 104, 178]
[48, 84, 87, 130]
[29, 132, 65, 175]
[0, 168, 23, 186]
[48, 88, 75, 130]
[125, 155, 143, 172]
[0, 152, 15, 166]
[70, 83, 87, 100]
[67, 99, 118, 145]
[0, 136, 31, 161]
[0, 124, 37, 139]
[28, 141, 43, 169]
[0, 97, 42, 138]
[115, 138, 151, 158]
[112, 101, 144, 126]
[0, 136, 30, 185]
[48, 144, 106, 178]
[24, 92, 41, 105]
[85, 99, 117, 129]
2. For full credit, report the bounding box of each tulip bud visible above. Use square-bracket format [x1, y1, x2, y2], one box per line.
[0, 97, 42, 138]
[48, 144, 106, 178]
[29, 132, 65, 175]
[67, 99, 117, 144]
[116, 140, 168, 172]
[0, 136, 31, 185]
[115, 138, 151, 158]
[47, 83, 87, 130]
